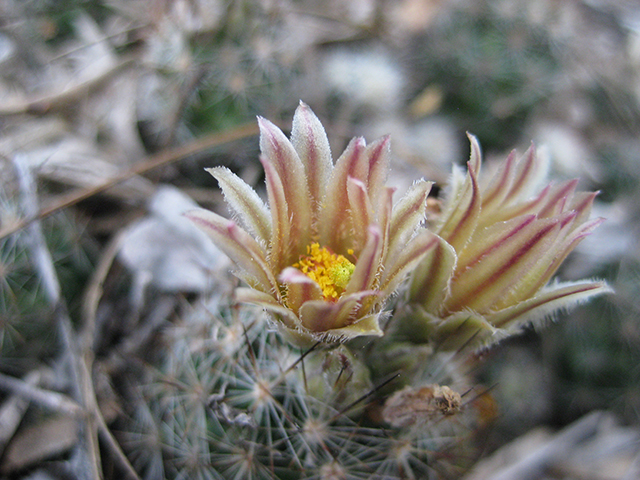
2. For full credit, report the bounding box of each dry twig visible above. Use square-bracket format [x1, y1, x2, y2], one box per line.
[0, 58, 135, 117]
[0, 371, 82, 418]
[0, 122, 259, 241]
[81, 230, 142, 480]
[13, 154, 102, 479]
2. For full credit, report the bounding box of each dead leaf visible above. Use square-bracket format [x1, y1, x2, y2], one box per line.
[1, 416, 78, 474]
[382, 384, 461, 428]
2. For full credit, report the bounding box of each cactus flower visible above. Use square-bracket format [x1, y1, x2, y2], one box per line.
[406, 135, 611, 349]
[187, 102, 440, 343]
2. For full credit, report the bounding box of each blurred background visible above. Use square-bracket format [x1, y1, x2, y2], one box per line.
[0, 0, 639, 478]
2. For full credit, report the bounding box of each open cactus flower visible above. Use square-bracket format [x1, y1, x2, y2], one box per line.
[406, 134, 612, 350]
[187, 102, 440, 343]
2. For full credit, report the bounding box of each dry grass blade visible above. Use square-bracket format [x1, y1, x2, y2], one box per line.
[0, 371, 82, 418]
[0, 122, 260, 241]
[12, 155, 101, 479]
[0, 371, 39, 456]
[81, 230, 142, 480]
[0, 58, 135, 117]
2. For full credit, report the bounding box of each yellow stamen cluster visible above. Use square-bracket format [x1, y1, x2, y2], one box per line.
[293, 243, 356, 301]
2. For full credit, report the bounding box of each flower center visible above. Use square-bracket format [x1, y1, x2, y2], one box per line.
[293, 243, 356, 301]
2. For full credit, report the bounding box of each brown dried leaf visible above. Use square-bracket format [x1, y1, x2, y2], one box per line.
[382, 384, 462, 428]
[1, 416, 78, 474]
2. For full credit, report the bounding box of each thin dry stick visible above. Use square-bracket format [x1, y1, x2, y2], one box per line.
[13, 155, 102, 480]
[102, 296, 177, 375]
[0, 121, 259, 241]
[0, 58, 135, 116]
[0, 371, 82, 418]
[0, 370, 44, 456]
[81, 231, 141, 480]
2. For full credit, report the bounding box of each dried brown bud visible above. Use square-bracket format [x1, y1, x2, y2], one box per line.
[382, 384, 461, 428]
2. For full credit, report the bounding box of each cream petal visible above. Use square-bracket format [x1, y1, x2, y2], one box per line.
[320, 137, 367, 250]
[207, 167, 271, 244]
[261, 155, 291, 272]
[522, 216, 605, 297]
[457, 214, 538, 271]
[258, 117, 312, 248]
[388, 180, 432, 256]
[495, 211, 599, 309]
[432, 310, 499, 351]
[376, 186, 395, 260]
[408, 233, 457, 313]
[290, 101, 332, 218]
[537, 180, 579, 218]
[298, 290, 377, 333]
[437, 159, 481, 253]
[235, 287, 299, 330]
[315, 313, 384, 342]
[481, 149, 517, 211]
[364, 135, 391, 202]
[477, 183, 552, 228]
[444, 216, 562, 314]
[185, 209, 277, 294]
[479, 180, 577, 229]
[489, 280, 612, 329]
[380, 229, 444, 296]
[503, 143, 548, 203]
[345, 225, 383, 295]
[567, 190, 598, 225]
[467, 133, 482, 176]
[489, 210, 587, 308]
[484, 180, 578, 227]
[278, 267, 324, 312]
[346, 177, 374, 253]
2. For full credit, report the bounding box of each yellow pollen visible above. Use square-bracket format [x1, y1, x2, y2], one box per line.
[293, 243, 356, 301]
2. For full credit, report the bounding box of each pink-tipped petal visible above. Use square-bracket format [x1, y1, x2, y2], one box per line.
[321, 137, 367, 250]
[345, 225, 383, 295]
[186, 209, 277, 294]
[235, 287, 299, 330]
[481, 149, 517, 211]
[568, 190, 598, 225]
[261, 155, 291, 272]
[278, 267, 324, 312]
[490, 280, 612, 329]
[380, 229, 444, 296]
[467, 133, 482, 176]
[456, 214, 538, 271]
[388, 180, 432, 256]
[524, 216, 606, 296]
[489, 211, 582, 308]
[290, 101, 332, 217]
[478, 183, 552, 228]
[504, 143, 547, 203]
[437, 160, 481, 253]
[298, 290, 378, 333]
[364, 135, 391, 202]
[444, 217, 562, 314]
[346, 177, 374, 253]
[409, 233, 458, 313]
[207, 167, 271, 244]
[537, 179, 579, 218]
[258, 117, 312, 246]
